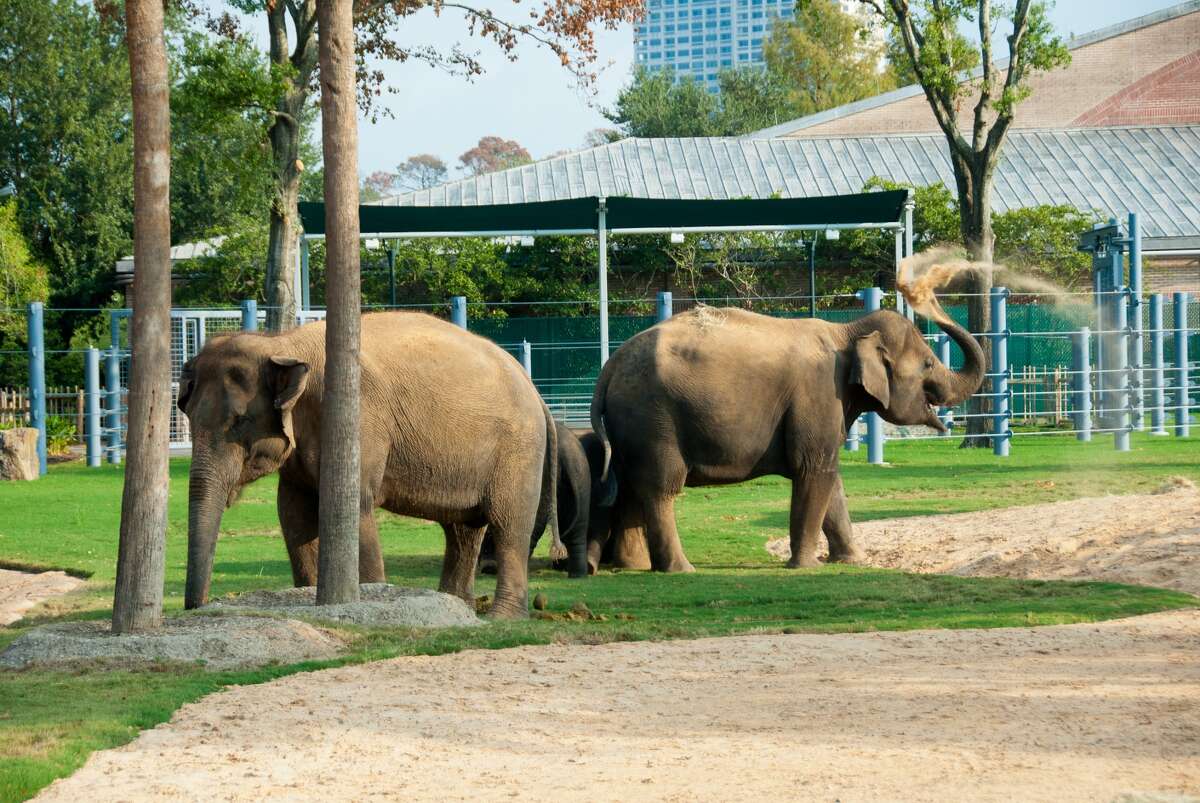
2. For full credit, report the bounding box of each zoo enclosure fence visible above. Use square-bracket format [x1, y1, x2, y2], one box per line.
[2, 289, 1198, 474]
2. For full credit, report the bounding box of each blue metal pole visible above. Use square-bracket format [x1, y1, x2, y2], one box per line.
[1127, 212, 1144, 429]
[1113, 289, 1131, 451]
[450, 296, 467, 329]
[1073, 327, 1092, 442]
[859, 287, 884, 465]
[843, 418, 860, 451]
[937, 333, 953, 436]
[241, 299, 258, 332]
[656, 290, 673, 323]
[26, 302, 47, 475]
[105, 347, 121, 464]
[990, 288, 1010, 457]
[85, 347, 101, 467]
[1174, 292, 1190, 437]
[520, 340, 532, 376]
[1149, 294, 1167, 435]
[109, 309, 124, 351]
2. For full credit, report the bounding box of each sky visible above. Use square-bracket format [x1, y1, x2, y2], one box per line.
[242, 0, 1188, 178]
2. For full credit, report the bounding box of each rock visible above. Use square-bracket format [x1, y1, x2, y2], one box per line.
[207, 584, 482, 629]
[0, 427, 38, 481]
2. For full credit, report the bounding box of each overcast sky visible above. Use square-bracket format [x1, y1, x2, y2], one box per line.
[245, 0, 1186, 178]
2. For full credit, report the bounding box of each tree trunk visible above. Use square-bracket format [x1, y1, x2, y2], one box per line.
[113, 0, 171, 633]
[315, 0, 362, 605]
[954, 151, 995, 448]
[263, 2, 317, 332]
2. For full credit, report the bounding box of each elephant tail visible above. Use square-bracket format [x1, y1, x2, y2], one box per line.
[541, 402, 566, 562]
[590, 356, 615, 487]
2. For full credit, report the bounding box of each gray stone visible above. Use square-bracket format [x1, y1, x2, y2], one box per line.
[204, 583, 482, 629]
[0, 615, 345, 671]
[0, 427, 38, 481]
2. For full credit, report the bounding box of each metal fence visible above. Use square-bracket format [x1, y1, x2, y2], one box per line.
[2, 288, 1196, 473]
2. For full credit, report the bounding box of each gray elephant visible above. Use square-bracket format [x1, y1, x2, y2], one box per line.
[480, 421, 593, 578]
[588, 305, 984, 572]
[177, 312, 559, 618]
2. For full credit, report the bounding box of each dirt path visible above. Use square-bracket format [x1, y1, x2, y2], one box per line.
[765, 483, 1200, 595]
[0, 569, 82, 626]
[35, 610, 1200, 802]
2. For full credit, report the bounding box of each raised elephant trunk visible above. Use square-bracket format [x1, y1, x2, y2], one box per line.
[934, 311, 986, 406]
[184, 444, 235, 609]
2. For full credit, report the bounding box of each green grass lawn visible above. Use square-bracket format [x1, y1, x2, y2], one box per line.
[0, 433, 1197, 801]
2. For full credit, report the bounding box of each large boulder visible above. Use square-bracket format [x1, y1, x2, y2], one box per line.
[0, 427, 38, 481]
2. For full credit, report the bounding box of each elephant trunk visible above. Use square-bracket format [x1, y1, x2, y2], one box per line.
[935, 312, 986, 407]
[184, 445, 234, 609]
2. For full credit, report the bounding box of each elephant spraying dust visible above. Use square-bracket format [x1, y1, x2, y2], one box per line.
[178, 312, 560, 619]
[588, 292, 984, 573]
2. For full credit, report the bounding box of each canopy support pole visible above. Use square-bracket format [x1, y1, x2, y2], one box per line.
[598, 198, 609, 366]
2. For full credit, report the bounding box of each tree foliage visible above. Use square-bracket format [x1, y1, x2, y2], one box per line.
[458, 136, 533, 176]
[397, 154, 449, 190]
[765, 0, 895, 118]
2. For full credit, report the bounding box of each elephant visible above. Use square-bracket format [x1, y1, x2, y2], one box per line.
[479, 421, 596, 578]
[588, 304, 984, 572]
[177, 311, 559, 619]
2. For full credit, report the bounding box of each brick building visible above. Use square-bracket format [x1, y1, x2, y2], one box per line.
[748, 1, 1200, 291]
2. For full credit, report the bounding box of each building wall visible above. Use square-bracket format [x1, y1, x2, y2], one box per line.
[783, 9, 1200, 137]
[1145, 256, 1200, 295]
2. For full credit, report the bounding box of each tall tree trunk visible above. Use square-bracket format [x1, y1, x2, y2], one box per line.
[955, 151, 995, 448]
[316, 0, 362, 605]
[264, 2, 318, 332]
[113, 0, 171, 633]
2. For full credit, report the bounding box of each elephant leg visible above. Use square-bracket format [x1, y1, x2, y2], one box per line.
[642, 494, 694, 573]
[358, 507, 386, 584]
[488, 520, 531, 620]
[439, 523, 485, 605]
[823, 475, 864, 564]
[278, 480, 319, 587]
[787, 470, 836, 569]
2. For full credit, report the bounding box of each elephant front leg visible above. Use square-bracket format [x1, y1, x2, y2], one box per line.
[278, 480, 319, 587]
[358, 507, 386, 584]
[823, 474, 864, 564]
[787, 469, 837, 569]
[439, 523, 485, 606]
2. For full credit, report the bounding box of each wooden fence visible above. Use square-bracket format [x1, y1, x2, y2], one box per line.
[0, 387, 85, 438]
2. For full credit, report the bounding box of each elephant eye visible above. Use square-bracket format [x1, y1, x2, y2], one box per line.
[924, 357, 934, 370]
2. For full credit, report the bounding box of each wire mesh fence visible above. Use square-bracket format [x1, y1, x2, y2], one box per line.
[2, 290, 1196, 464]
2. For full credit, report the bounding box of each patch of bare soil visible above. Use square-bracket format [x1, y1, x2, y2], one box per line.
[33, 611, 1200, 802]
[768, 482, 1200, 595]
[0, 568, 83, 626]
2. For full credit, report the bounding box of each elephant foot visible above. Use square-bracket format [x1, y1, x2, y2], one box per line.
[487, 599, 529, 620]
[786, 553, 822, 569]
[656, 557, 696, 573]
[827, 548, 866, 566]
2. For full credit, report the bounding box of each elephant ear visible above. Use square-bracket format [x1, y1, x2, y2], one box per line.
[177, 359, 196, 414]
[269, 356, 310, 450]
[851, 331, 891, 408]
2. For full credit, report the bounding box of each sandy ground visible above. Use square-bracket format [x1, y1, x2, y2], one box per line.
[0, 568, 83, 626]
[764, 482, 1200, 596]
[34, 610, 1200, 802]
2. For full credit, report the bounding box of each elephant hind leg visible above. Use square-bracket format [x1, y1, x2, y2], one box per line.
[439, 523, 486, 606]
[358, 509, 387, 584]
[487, 519, 532, 620]
[642, 494, 694, 573]
[279, 480, 319, 587]
[823, 475, 864, 564]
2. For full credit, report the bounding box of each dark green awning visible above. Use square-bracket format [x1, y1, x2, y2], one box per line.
[298, 190, 907, 237]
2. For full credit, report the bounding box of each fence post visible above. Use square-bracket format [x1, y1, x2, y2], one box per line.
[1113, 289, 1131, 451]
[1127, 211, 1144, 430]
[858, 287, 884, 464]
[450, 296, 467, 329]
[844, 418, 860, 451]
[26, 302, 47, 476]
[656, 291, 673, 323]
[1073, 327, 1092, 442]
[241, 299, 258, 332]
[520, 340, 532, 376]
[1174, 291, 1190, 437]
[105, 347, 122, 464]
[990, 288, 1010, 457]
[936, 333, 953, 436]
[1149, 293, 1167, 435]
[85, 347, 101, 467]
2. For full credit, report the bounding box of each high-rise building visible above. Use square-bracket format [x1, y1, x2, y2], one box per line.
[632, 0, 795, 92]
